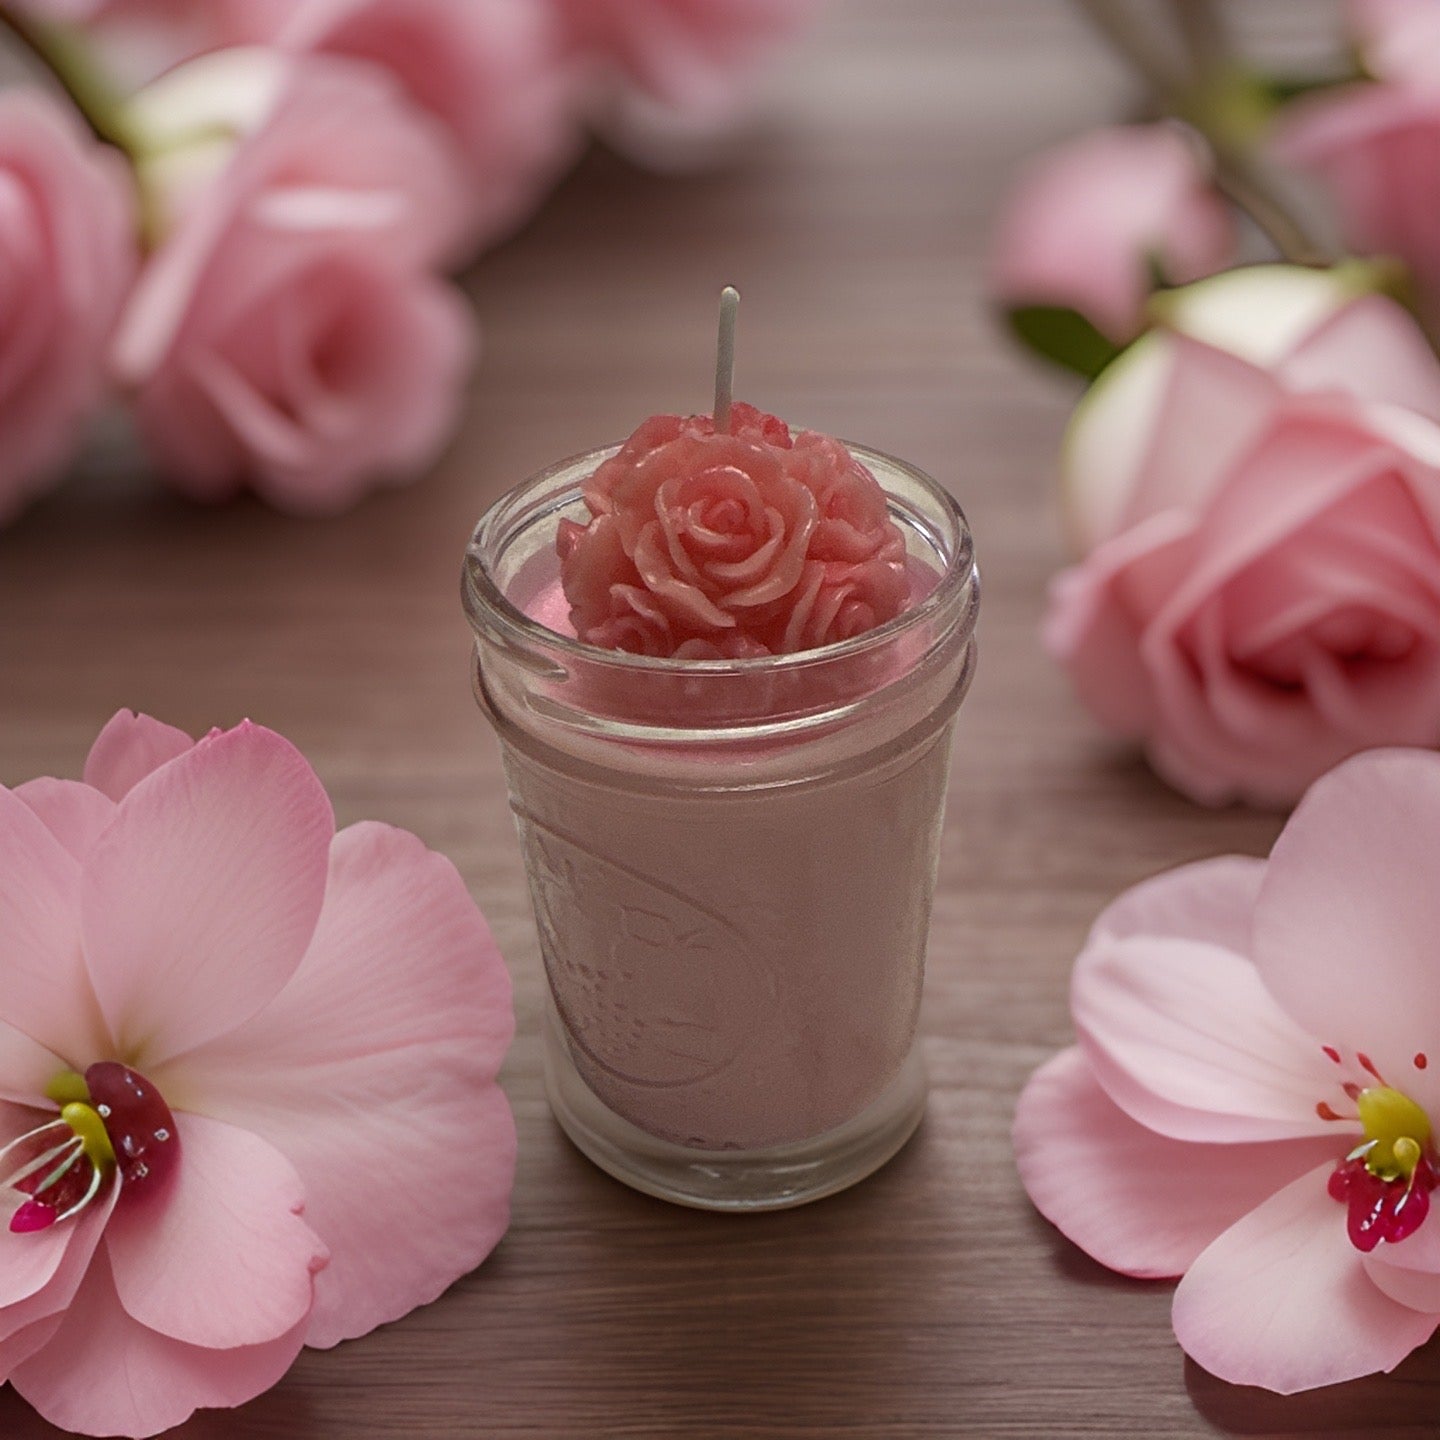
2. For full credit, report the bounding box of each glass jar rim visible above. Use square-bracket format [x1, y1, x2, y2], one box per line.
[461, 439, 979, 676]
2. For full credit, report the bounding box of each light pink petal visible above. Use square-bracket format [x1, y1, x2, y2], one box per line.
[1366, 1218, 1440, 1312]
[80, 721, 333, 1066]
[1088, 855, 1265, 953]
[82, 708, 195, 801]
[0, 1175, 117, 1352]
[1173, 1163, 1440, 1391]
[1253, 748, 1440, 1114]
[0, 785, 111, 1064]
[1281, 293, 1440, 422]
[14, 777, 116, 863]
[10, 1246, 309, 1437]
[1074, 935, 1344, 1142]
[1015, 1047, 1341, 1277]
[105, 1111, 323, 1349]
[157, 821, 515, 1347]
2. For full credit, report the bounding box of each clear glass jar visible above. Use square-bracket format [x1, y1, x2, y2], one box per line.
[462, 443, 979, 1210]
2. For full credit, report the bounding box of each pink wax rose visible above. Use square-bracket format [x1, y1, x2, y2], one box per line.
[547, 0, 817, 115]
[558, 403, 910, 657]
[1048, 264, 1440, 807]
[1014, 748, 1440, 1391]
[1274, 17, 1440, 330]
[0, 711, 514, 1437]
[110, 49, 475, 514]
[242, 0, 572, 253]
[990, 124, 1235, 348]
[0, 90, 136, 525]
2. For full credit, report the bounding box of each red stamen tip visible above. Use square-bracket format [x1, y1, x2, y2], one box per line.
[1323, 1046, 1342, 1064]
[1358, 1052, 1383, 1081]
[1317, 1101, 1344, 1121]
[1343, 1082, 1363, 1101]
[10, 1199, 57, 1234]
[1417, 1053, 1429, 1071]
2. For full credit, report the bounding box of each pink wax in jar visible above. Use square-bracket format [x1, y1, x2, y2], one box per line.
[463, 308, 978, 1209]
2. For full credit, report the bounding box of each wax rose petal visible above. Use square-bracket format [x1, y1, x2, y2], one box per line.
[560, 406, 912, 656]
[0, 90, 137, 527]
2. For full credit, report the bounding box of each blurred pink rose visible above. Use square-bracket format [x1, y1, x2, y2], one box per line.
[990, 124, 1235, 346]
[111, 50, 475, 514]
[1274, 42, 1440, 329]
[1048, 265, 1440, 806]
[547, 0, 816, 115]
[1349, 0, 1440, 82]
[0, 90, 135, 525]
[243, 0, 572, 252]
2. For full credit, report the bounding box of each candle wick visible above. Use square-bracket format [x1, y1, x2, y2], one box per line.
[713, 285, 739, 434]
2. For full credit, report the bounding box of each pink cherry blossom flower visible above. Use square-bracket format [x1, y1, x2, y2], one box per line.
[0, 711, 514, 1437]
[990, 123, 1235, 346]
[0, 89, 136, 526]
[1014, 747, 1440, 1392]
[1047, 264, 1440, 806]
[546, 0, 817, 116]
[109, 49, 474, 515]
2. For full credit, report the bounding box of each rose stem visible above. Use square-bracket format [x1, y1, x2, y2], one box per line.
[714, 285, 740, 434]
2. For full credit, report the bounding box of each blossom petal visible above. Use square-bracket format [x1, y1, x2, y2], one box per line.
[1088, 854, 1265, 953]
[159, 821, 515, 1347]
[1252, 748, 1440, 1114]
[1173, 1163, 1440, 1392]
[1014, 1047, 1341, 1277]
[80, 721, 333, 1065]
[105, 1111, 324, 1349]
[1366, 1218, 1440, 1313]
[14, 778, 116, 862]
[10, 1247, 308, 1437]
[82, 708, 195, 801]
[0, 1175, 117, 1353]
[0, 784, 111, 1063]
[1074, 934, 1342, 1141]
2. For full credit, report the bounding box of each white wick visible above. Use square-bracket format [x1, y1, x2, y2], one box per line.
[713, 285, 740, 434]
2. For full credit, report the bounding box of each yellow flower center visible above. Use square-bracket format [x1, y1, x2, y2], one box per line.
[1357, 1086, 1431, 1181]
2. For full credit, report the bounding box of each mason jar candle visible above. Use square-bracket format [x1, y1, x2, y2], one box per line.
[462, 423, 978, 1211]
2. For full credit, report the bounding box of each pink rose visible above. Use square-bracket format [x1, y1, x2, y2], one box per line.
[110, 50, 475, 514]
[0, 90, 136, 525]
[1274, 46, 1440, 329]
[559, 404, 911, 656]
[1047, 265, 1440, 806]
[237, 0, 572, 253]
[546, 0, 816, 115]
[990, 123, 1235, 348]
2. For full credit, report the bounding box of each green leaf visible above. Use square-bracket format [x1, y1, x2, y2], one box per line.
[1005, 305, 1123, 381]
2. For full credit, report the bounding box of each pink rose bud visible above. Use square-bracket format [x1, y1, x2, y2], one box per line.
[990, 124, 1235, 370]
[248, 0, 573, 254]
[110, 50, 475, 514]
[1275, 8, 1440, 330]
[547, 0, 818, 115]
[0, 90, 136, 525]
[1046, 264, 1440, 806]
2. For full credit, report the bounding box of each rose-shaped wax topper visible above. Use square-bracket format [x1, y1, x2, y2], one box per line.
[556, 403, 912, 658]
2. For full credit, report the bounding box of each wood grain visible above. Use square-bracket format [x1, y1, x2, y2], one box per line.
[2, 2, 1427, 1436]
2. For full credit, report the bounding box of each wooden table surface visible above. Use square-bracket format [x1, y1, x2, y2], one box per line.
[4, 2, 1434, 1436]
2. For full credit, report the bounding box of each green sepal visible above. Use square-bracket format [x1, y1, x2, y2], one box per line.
[1005, 305, 1123, 382]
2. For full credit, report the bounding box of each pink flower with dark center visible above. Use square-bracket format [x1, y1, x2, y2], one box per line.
[1014, 748, 1440, 1392]
[0, 711, 514, 1437]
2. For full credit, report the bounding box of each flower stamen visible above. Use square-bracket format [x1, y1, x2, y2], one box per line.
[1328, 1083, 1436, 1251]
